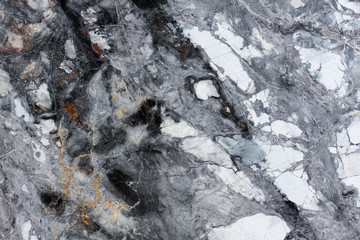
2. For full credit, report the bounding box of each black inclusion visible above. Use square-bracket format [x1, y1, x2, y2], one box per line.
[126, 99, 162, 134]
[130, 0, 156, 9]
[40, 191, 65, 215]
[107, 169, 139, 206]
[94, 126, 127, 153]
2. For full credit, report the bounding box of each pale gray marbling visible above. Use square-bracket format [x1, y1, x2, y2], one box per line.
[1, 0, 360, 239]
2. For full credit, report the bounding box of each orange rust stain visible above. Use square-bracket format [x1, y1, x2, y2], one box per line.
[51, 123, 129, 231]
[60, 102, 79, 124]
[92, 43, 102, 55]
[81, 29, 87, 38]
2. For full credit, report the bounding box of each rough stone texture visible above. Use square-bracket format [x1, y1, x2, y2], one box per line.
[1, 0, 360, 239]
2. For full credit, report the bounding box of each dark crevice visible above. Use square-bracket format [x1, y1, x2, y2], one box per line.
[147, 11, 200, 61]
[40, 191, 65, 215]
[126, 99, 163, 135]
[59, 0, 103, 71]
[130, 0, 167, 9]
[107, 169, 139, 206]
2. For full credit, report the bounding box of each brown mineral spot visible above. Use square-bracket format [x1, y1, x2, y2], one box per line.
[35, 152, 41, 158]
[60, 102, 79, 124]
[91, 43, 102, 55]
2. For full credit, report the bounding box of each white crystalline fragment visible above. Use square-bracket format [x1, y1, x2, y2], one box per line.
[139, 34, 155, 61]
[81, 8, 97, 25]
[251, 28, 274, 54]
[245, 106, 270, 126]
[22, 184, 29, 193]
[64, 39, 76, 59]
[40, 138, 50, 146]
[271, 120, 302, 138]
[0, 68, 11, 97]
[185, 3, 196, 9]
[161, 118, 199, 138]
[59, 60, 73, 74]
[339, 153, 360, 178]
[275, 171, 320, 211]
[261, 144, 304, 177]
[89, 31, 110, 51]
[249, 89, 270, 108]
[261, 126, 272, 132]
[22, 220, 32, 240]
[342, 176, 360, 207]
[194, 80, 220, 100]
[27, 0, 49, 10]
[338, 0, 360, 13]
[328, 147, 337, 154]
[36, 119, 56, 135]
[332, 12, 353, 24]
[30, 236, 38, 240]
[296, 47, 345, 92]
[180, 23, 255, 93]
[181, 137, 234, 168]
[337, 128, 350, 154]
[239, 45, 263, 60]
[29, 83, 52, 111]
[14, 98, 30, 122]
[291, 0, 305, 8]
[208, 165, 266, 202]
[213, 14, 244, 52]
[7, 31, 24, 51]
[213, 14, 263, 60]
[347, 145, 359, 154]
[208, 213, 290, 240]
[347, 117, 360, 144]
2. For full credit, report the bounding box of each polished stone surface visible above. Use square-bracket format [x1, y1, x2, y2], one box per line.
[1, 0, 360, 239]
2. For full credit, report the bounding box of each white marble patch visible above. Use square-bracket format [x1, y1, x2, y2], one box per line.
[208, 213, 290, 240]
[22, 220, 31, 240]
[181, 137, 234, 168]
[7, 31, 24, 52]
[194, 80, 220, 100]
[212, 14, 263, 60]
[27, 0, 49, 10]
[213, 14, 244, 54]
[59, 60, 74, 74]
[275, 171, 320, 211]
[81, 7, 97, 25]
[64, 39, 76, 59]
[245, 106, 270, 126]
[270, 120, 302, 138]
[0, 68, 11, 97]
[161, 118, 199, 138]
[342, 176, 360, 207]
[36, 119, 56, 135]
[28, 83, 52, 111]
[338, 0, 360, 14]
[296, 46, 346, 94]
[14, 98, 30, 122]
[347, 117, 360, 145]
[339, 153, 360, 179]
[256, 138, 304, 177]
[208, 165, 265, 202]
[291, 0, 305, 8]
[181, 23, 255, 93]
[251, 28, 274, 54]
[89, 30, 110, 51]
[249, 89, 270, 108]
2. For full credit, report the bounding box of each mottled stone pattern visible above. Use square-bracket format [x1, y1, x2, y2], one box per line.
[0, 0, 360, 239]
